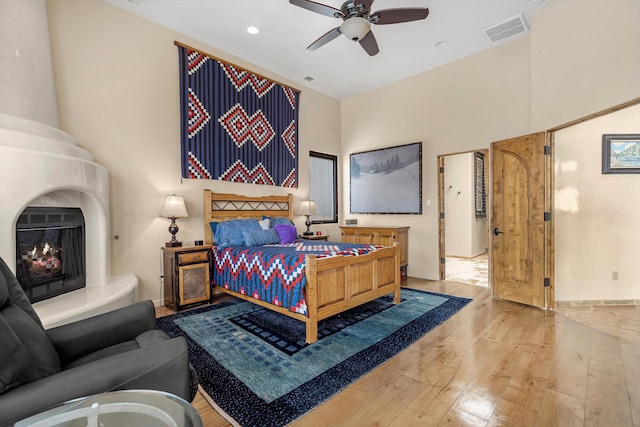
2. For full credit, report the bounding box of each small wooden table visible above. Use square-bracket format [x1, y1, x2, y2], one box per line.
[299, 234, 329, 241]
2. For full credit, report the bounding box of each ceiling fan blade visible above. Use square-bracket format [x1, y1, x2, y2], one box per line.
[358, 30, 379, 56]
[357, 0, 374, 11]
[307, 27, 342, 51]
[289, 0, 342, 18]
[371, 8, 429, 25]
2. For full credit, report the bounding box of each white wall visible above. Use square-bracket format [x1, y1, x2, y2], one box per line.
[341, 37, 531, 279]
[444, 153, 486, 258]
[341, 0, 640, 288]
[554, 104, 640, 302]
[0, 0, 58, 126]
[47, 0, 342, 303]
[531, 0, 640, 130]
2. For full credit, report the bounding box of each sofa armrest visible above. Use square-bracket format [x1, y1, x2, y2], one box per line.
[46, 300, 157, 365]
[0, 336, 193, 426]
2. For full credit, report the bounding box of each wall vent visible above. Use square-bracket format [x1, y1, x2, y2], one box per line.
[483, 14, 528, 43]
[303, 75, 315, 82]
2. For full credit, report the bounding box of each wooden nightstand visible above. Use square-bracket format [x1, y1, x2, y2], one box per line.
[162, 244, 213, 311]
[299, 234, 329, 241]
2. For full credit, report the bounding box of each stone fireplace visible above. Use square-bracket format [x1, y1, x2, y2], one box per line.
[0, 0, 138, 328]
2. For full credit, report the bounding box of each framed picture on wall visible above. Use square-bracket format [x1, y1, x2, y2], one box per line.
[602, 134, 640, 174]
[350, 142, 422, 214]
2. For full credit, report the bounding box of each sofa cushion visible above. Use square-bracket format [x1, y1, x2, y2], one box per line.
[64, 330, 170, 370]
[0, 260, 61, 394]
[0, 312, 30, 394]
[0, 305, 61, 394]
[0, 258, 43, 328]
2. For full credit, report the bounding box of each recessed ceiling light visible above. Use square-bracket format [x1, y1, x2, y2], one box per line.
[434, 41, 448, 48]
[247, 26, 259, 35]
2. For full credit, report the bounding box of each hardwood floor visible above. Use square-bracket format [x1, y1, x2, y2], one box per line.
[158, 279, 640, 426]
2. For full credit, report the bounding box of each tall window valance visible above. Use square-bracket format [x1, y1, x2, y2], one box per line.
[176, 42, 300, 188]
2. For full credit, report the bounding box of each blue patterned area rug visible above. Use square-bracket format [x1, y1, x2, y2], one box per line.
[157, 288, 471, 427]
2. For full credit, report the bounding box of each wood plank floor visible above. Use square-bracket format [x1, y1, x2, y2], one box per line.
[157, 278, 640, 426]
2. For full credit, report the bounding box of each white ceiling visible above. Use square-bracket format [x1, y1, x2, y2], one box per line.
[104, 0, 548, 100]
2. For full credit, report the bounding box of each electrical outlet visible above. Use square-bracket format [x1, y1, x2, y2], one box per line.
[612, 271, 619, 281]
[426, 199, 432, 207]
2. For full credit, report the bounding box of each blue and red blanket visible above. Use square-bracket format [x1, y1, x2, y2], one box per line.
[211, 242, 380, 316]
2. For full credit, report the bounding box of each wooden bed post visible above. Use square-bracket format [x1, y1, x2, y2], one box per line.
[287, 193, 294, 221]
[203, 189, 213, 245]
[305, 254, 319, 343]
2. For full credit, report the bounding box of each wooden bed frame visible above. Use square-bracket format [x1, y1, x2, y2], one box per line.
[203, 190, 401, 343]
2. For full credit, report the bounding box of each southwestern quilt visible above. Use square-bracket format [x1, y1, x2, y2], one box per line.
[177, 44, 300, 187]
[211, 242, 380, 316]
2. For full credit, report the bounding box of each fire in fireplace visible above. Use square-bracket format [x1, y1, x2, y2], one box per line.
[15, 207, 86, 303]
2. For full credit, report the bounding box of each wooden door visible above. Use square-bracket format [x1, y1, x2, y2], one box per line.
[491, 132, 547, 308]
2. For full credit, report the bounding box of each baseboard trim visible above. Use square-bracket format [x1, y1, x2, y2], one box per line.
[556, 299, 640, 307]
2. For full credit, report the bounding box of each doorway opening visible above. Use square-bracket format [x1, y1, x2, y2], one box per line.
[438, 149, 490, 287]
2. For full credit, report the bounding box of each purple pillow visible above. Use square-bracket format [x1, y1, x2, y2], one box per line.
[274, 224, 297, 244]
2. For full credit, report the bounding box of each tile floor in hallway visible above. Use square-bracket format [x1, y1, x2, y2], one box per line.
[445, 253, 488, 287]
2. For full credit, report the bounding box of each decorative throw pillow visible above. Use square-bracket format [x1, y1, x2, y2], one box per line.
[214, 219, 261, 246]
[258, 218, 270, 230]
[263, 216, 294, 228]
[274, 224, 297, 244]
[242, 229, 280, 246]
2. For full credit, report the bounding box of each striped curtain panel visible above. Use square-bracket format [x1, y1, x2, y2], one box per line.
[177, 44, 300, 188]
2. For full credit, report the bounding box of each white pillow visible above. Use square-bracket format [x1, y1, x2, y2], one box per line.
[258, 218, 270, 230]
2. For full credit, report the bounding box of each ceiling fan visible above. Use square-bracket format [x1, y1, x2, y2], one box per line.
[289, 0, 430, 56]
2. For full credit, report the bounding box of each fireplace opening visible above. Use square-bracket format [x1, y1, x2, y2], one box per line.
[15, 207, 86, 303]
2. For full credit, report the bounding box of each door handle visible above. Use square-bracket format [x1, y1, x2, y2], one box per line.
[493, 227, 504, 236]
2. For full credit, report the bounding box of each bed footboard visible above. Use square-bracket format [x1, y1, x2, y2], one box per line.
[304, 244, 401, 343]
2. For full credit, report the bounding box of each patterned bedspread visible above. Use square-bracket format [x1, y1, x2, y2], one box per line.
[211, 241, 380, 316]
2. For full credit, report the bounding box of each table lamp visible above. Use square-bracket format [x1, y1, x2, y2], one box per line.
[297, 200, 319, 236]
[159, 194, 188, 247]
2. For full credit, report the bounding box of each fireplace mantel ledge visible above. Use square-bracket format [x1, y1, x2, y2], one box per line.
[33, 273, 138, 329]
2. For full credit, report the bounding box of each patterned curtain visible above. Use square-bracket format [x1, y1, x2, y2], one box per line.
[474, 152, 486, 218]
[177, 44, 300, 188]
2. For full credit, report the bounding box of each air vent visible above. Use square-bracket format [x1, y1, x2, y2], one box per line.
[303, 75, 315, 82]
[483, 14, 528, 43]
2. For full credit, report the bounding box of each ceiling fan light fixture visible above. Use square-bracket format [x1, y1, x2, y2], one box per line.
[340, 17, 370, 41]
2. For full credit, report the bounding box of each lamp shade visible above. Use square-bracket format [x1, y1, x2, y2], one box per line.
[297, 200, 319, 216]
[159, 195, 188, 218]
[340, 17, 371, 41]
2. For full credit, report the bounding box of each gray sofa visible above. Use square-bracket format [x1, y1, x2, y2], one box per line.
[0, 257, 198, 426]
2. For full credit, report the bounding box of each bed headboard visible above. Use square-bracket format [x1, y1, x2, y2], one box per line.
[203, 190, 294, 245]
